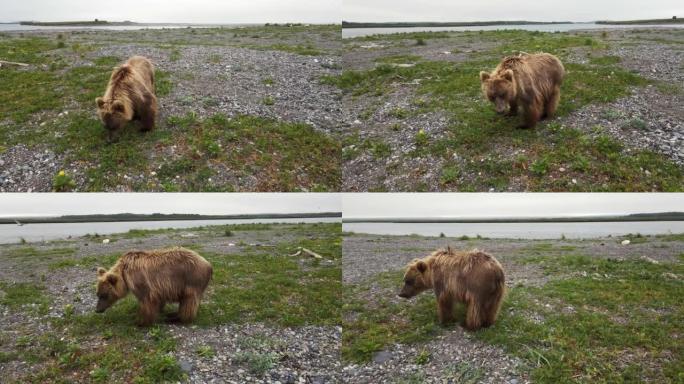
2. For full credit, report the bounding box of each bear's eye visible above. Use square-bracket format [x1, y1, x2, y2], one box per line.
[98, 293, 108, 300]
[405, 279, 414, 286]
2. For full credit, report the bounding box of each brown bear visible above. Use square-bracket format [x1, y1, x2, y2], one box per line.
[95, 247, 212, 326]
[96, 55, 158, 142]
[398, 247, 505, 330]
[479, 53, 564, 128]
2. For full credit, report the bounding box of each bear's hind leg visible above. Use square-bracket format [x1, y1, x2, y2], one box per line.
[139, 93, 157, 132]
[464, 296, 484, 331]
[544, 86, 561, 119]
[178, 291, 200, 323]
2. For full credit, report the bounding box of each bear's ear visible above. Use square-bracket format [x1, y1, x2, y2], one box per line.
[416, 261, 427, 273]
[112, 100, 125, 113]
[479, 71, 490, 82]
[106, 274, 118, 285]
[97, 267, 107, 276]
[96, 97, 105, 108]
[502, 69, 514, 81]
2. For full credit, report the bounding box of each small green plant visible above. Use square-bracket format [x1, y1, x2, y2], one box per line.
[224, 229, 234, 237]
[90, 367, 109, 383]
[415, 349, 430, 365]
[262, 96, 275, 105]
[440, 166, 460, 184]
[530, 158, 549, 176]
[622, 118, 647, 130]
[389, 107, 409, 119]
[415, 129, 428, 147]
[195, 346, 215, 358]
[234, 352, 278, 375]
[262, 77, 274, 85]
[63, 304, 74, 319]
[415, 38, 427, 46]
[52, 170, 76, 192]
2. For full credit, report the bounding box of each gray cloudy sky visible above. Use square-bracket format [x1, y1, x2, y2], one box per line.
[343, 0, 683, 22]
[0, 193, 341, 217]
[0, 0, 340, 23]
[343, 193, 684, 219]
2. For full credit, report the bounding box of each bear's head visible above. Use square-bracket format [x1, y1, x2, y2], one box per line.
[95, 97, 129, 134]
[479, 69, 515, 114]
[398, 259, 432, 299]
[95, 267, 127, 313]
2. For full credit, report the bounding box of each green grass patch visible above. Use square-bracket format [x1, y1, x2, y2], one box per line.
[477, 256, 684, 382]
[21, 302, 185, 383]
[196, 224, 341, 326]
[374, 55, 422, 64]
[268, 44, 321, 56]
[160, 113, 340, 191]
[0, 282, 50, 314]
[342, 270, 447, 363]
[3, 246, 76, 260]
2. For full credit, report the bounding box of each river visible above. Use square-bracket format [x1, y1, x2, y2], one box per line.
[0, 217, 340, 244]
[342, 22, 684, 38]
[0, 23, 253, 31]
[343, 221, 684, 239]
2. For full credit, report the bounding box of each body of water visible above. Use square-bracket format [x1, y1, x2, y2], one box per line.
[343, 221, 684, 239]
[342, 22, 684, 38]
[0, 23, 249, 31]
[0, 217, 340, 244]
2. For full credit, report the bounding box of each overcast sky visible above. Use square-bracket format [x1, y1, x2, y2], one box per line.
[343, 0, 683, 23]
[0, 193, 341, 217]
[0, 0, 340, 23]
[343, 193, 684, 219]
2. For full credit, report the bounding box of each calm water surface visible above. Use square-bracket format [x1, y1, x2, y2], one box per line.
[0, 217, 340, 244]
[343, 23, 684, 38]
[343, 221, 684, 239]
[0, 23, 250, 31]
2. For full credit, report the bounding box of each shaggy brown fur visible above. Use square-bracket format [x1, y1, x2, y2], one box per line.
[480, 53, 564, 128]
[96, 55, 157, 141]
[398, 247, 505, 330]
[95, 247, 212, 326]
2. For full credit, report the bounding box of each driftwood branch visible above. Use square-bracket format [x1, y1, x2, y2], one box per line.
[288, 247, 323, 259]
[0, 60, 30, 67]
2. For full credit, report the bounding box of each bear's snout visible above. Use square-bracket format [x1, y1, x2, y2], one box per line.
[398, 286, 413, 299]
[494, 99, 508, 114]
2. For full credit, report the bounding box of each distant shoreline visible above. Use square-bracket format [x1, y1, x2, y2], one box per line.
[344, 212, 684, 223]
[20, 20, 137, 26]
[0, 212, 342, 224]
[342, 21, 573, 28]
[596, 17, 683, 25]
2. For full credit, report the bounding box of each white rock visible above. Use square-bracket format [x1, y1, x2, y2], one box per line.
[102, 239, 110, 244]
[621, 239, 630, 245]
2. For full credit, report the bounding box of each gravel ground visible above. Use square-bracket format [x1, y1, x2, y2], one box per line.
[340, 28, 684, 191]
[341, 232, 684, 382]
[0, 26, 342, 192]
[171, 324, 341, 383]
[560, 29, 684, 165]
[0, 223, 341, 382]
